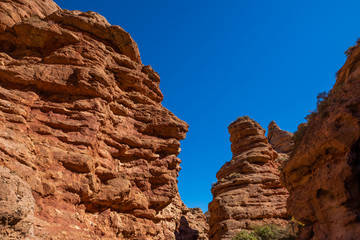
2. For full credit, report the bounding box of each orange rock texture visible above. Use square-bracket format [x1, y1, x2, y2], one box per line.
[0, 166, 35, 239]
[0, 0, 190, 239]
[281, 42, 360, 239]
[208, 116, 289, 240]
[268, 121, 294, 154]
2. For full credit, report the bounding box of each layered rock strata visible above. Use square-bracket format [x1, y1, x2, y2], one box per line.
[0, 0, 188, 239]
[208, 116, 289, 240]
[281, 42, 360, 239]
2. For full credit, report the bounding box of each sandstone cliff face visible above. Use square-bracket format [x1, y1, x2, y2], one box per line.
[208, 117, 289, 240]
[281, 43, 360, 240]
[0, 1, 189, 239]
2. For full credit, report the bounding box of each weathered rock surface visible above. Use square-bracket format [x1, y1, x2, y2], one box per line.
[268, 121, 294, 154]
[0, 0, 60, 32]
[176, 207, 209, 240]
[281, 42, 360, 239]
[0, 166, 35, 239]
[0, 0, 189, 239]
[208, 116, 289, 240]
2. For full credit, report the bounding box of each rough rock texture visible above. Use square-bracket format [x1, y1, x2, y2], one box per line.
[0, 0, 60, 32]
[208, 116, 289, 240]
[281, 42, 360, 239]
[0, 1, 189, 239]
[268, 121, 294, 154]
[0, 166, 35, 239]
[176, 207, 209, 240]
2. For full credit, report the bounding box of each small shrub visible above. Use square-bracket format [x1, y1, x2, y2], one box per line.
[254, 225, 277, 240]
[25, 16, 41, 21]
[232, 231, 259, 240]
[316, 91, 330, 118]
[344, 38, 360, 57]
[304, 90, 332, 122]
[254, 224, 297, 240]
[232, 221, 302, 240]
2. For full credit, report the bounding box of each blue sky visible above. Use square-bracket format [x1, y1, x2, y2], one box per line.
[58, 0, 359, 211]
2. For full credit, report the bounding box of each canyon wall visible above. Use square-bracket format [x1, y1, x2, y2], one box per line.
[0, 0, 191, 239]
[208, 116, 289, 240]
[281, 42, 360, 239]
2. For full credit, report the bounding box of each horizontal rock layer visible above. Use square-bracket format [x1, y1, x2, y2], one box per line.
[0, 1, 188, 239]
[208, 116, 289, 240]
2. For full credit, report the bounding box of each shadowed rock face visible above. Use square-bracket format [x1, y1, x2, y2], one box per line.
[281, 42, 360, 240]
[176, 207, 209, 240]
[208, 117, 289, 240]
[0, 1, 189, 239]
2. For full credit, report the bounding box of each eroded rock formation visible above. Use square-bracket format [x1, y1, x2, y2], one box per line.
[268, 121, 294, 154]
[208, 116, 289, 240]
[281, 42, 360, 239]
[176, 207, 209, 240]
[0, 0, 60, 32]
[0, 0, 189, 239]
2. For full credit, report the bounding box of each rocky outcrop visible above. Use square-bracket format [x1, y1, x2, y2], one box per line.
[0, 0, 60, 32]
[268, 121, 294, 154]
[0, 166, 35, 239]
[281, 42, 360, 239]
[208, 116, 289, 240]
[176, 207, 209, 240]
[0, 1, 188, 239]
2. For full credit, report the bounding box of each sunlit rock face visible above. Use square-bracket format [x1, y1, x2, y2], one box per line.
[0, 0, 189, 239]
[0, 0, 60, 32]
[281, 42, 360, 240]
[268, 120, 294, 154]
[0, 166, 35, 239]
[208, 116, 289, 240]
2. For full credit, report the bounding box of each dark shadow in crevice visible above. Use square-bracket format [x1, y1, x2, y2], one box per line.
[175, 216, 199, 240]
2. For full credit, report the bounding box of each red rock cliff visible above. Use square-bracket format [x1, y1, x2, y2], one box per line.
[208, 116, 289, 240]
[281, 42, 360, 239]
[0, 0, 189, 239]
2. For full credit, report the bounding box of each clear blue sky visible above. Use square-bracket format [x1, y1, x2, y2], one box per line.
[58, 0, 359, 212]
